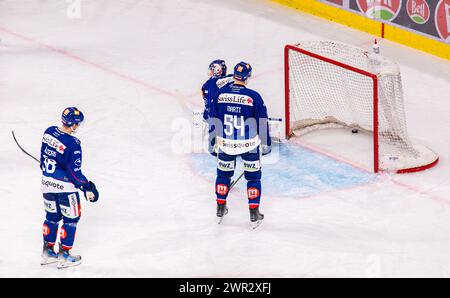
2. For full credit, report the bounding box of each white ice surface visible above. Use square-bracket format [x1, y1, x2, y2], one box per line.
[0, 0, 450, 277]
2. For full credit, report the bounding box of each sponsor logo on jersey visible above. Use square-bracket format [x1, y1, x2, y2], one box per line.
[243, 160, 261, 172]
[44, 147, 57, 158]
[217, 138, 259, 150]
[216, 184, 229, 196]
[217, 136, 261, 155]
[43, 199, 57, 213]
[435, 0, 450, 42]
[218, 94, 254, 106]
[43, 133, 66, 154]
[357, 0, 402, 21]
[60, 200, 80, 219]
[74, 158, 82, 167]
[217, 159, 235, 172]
[247, 187, 260, 200]
[407, 0, 430, 24]
[42, 178, 64, 190]
[68, 193, 80, 218]
[41, 177, 77, 193]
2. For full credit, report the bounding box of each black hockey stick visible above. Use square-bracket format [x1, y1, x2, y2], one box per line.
[230, 171, 244, 190]
[11, 130, 40, 164]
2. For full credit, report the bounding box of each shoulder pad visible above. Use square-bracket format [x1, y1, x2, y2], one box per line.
[46, 126, 57, 133]
[216, 76, 234, 89]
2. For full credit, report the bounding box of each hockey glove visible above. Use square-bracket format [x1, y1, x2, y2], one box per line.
[82, 181, 99, 203]
[262, 144, 272, 156]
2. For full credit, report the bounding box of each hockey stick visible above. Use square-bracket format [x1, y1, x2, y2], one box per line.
[226, 117, 280, 191]
[230, 171, 244, 190]
[11, 130, 40, 163]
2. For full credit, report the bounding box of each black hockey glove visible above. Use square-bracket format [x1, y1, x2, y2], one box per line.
[82, 181, 99, 203]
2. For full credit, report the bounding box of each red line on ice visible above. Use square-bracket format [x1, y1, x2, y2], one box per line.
[293, 139, 450, 205]
[389, 178, 450, 207]
[0, 26, 185, 101]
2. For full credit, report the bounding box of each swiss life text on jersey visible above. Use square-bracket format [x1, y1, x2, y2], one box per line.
[210, 83, 270, 155]
[40, 126, 89, 193]
[201, 74, 234, 120]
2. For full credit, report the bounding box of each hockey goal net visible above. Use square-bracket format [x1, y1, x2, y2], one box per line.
[284, 41, 438, 173]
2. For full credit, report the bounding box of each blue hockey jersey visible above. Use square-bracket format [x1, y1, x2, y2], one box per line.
[210, 83, 271, 155]
[40, 126, 89, 193]
[201, 74, 234, 120]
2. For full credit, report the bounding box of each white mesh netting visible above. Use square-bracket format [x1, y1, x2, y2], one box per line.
[287, 41, 438, 173]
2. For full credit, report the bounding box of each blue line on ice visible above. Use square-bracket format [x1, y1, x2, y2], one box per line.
[189, 142, 378, 198]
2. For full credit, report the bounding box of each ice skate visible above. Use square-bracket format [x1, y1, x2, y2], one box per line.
[250, 207, 264, 229]
[217, 203, 228, 224]
[57, 244, 82, 269]
[40, 241, 59, 265]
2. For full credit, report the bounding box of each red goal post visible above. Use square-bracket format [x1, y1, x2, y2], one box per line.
[284, 42, 439, 174]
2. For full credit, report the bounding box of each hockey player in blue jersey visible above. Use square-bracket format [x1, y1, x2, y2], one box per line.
[209, 62, 271, 228]
[201, 59, 234, 121]
[40, 107, 99, 269]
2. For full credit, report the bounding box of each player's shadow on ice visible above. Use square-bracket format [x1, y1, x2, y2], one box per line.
[189, 142, 378, 198]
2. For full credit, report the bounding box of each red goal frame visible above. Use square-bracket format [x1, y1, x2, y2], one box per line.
[284, 44, 438, 174]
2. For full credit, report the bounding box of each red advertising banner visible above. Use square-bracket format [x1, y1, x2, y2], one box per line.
[356, 0, 403, 22]
[407, 0, 430, 24]
[317, 0, 449, 43]
[349, 0, 449, 43]
[435, 0, 450, 42]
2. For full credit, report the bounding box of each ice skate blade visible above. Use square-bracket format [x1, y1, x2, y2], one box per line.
[40, 258, 59, 266]
[217, 207, 228, 224]
[251, 220, 262, 229]
[57, 260, 82, 269]
[217, 213, 227, 224]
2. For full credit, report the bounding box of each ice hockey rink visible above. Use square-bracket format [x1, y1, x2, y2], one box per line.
[1, 0, 450, 277]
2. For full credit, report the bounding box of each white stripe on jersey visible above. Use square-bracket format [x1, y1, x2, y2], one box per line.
[42, 133, 67, 154]
[217, 94, 254, 106]
[41, 176, 78, 193]
[217, 135, 261, 155]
